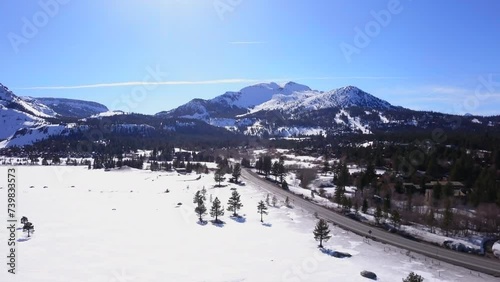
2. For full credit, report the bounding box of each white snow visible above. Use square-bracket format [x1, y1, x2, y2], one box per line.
[360, 141, 374, 148]
[336, 110, 372, 134]
[16, 97, 58, 118]
[0, 125, 66, 148]
[0, 85, 56, 118]
[213, 81, 312, 109]
[493, 241, 500, 259]
[0, 166, 495, 281]
[89, 110, 126, 118]
[379, 112, 390, 123]
[245, 86, 391, 116]
[0, 107, 46, 140]
[34, 97, 108, 117]
[0, 124, 90, 148]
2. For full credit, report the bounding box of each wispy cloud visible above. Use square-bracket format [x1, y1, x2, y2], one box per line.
[377, 85, 469, 97]
[228, 41, 266, 45]
[297, 76, 409, 80]
[16, 76, 408, 90]
[428, 86, 468, 95]
[16, 79, 262, 90]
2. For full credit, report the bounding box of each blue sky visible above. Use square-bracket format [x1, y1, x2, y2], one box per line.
[1, 0, 499, 115]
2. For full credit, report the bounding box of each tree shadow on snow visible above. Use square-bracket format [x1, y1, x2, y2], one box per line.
[320, 248, 352, 259]
[262, 223, 272, 227]
[211, 220, 226, 228]
[212, 184, 229, 189]
[197, 220, 208, 226]
[17, 237, 31, 243]
[230, 216, 246, 223]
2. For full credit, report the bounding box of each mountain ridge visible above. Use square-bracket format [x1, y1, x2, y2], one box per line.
[1, 81, 500, 148]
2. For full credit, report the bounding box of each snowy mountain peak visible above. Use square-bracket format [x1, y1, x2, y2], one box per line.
[212, 81, 312, 109]
[281, 81, 312, 93]
[246, 85, 393, 115]
[0, 83, 16, 102]
[325, 86, 392, 109]
[0, 84, 58, 118]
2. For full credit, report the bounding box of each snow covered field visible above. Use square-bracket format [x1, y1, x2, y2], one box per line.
[0, 166, 496, 282]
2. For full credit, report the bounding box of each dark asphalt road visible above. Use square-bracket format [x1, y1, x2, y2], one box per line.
[241, 168, 500, 277]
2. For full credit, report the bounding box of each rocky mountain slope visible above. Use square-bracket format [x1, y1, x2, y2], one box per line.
[158, 82, 500, 137]
[31, 97, 109, 118]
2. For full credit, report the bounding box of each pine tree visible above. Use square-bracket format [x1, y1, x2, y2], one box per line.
[402, 272, 424, 282]
[278, 157, 286, 183]
[210, 197, 224, 222]
[285, 196, 291, 208]
[282, 180, 289, 190]
[391, 210, 401, 229]
[255, 157, 263, 174]
[362, 198, 369, 213]
[214, 168, 224, 187]
[395, 181, 404, 194]
[20, 216, 28, 224]
[263, 156, 272, 177]
[443, 182, 454, 198]
[257, 200, 268, 222]
[374, 205, 383, 225]
[23, 222, 35, 237]
[322, 160, 330, 176]
[193, 190, 205, 204]
[433, 182, 442, 201]
[227, 190, 243, 216]
[313, 219, 331, 248]
[232, 163, 242, 183]
[341, 195, 349, 211]
[336, 162, 349, 187]
[272, 195, 278, 207]
[427, 208, 436, 233]
[194, 191, 207, 222]
[442, 200, 454, 236]
[272, 161, 280, 181]
[334, 186, 345, 205]
[383, 194, 391, 218]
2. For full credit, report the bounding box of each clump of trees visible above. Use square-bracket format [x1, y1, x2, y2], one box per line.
[255, 156, 286, 183]
[193, 191, 207, 222]
[297, 168, 317, 189]
[403, 272, 424, 282]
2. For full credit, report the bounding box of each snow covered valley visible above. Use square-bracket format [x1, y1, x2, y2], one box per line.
[0, 166, 497, 282]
